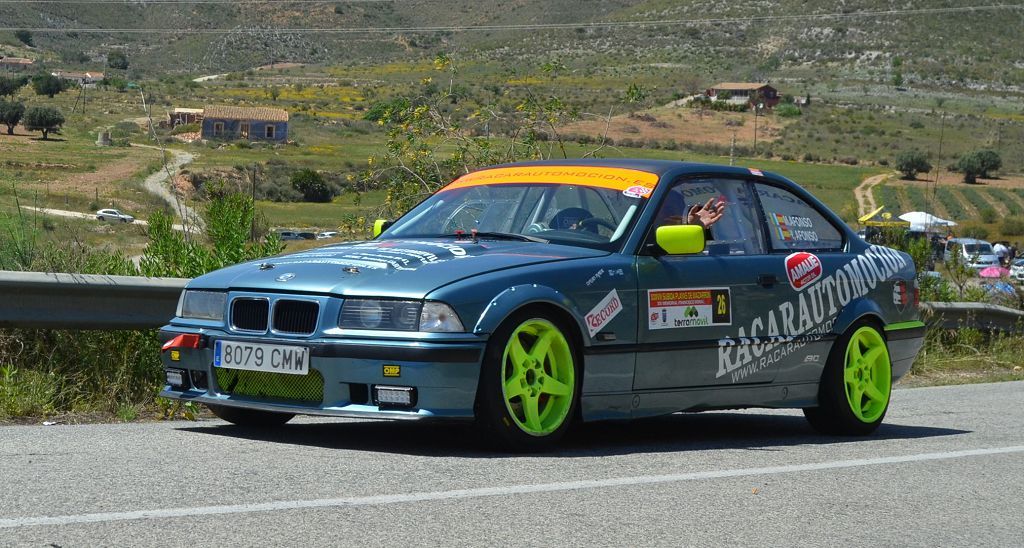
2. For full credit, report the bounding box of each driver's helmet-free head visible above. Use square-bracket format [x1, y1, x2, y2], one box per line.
[549, 207, 592, 230]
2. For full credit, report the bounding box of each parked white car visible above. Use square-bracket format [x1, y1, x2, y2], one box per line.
[1010, 258, 1024, 282]
[95, 209, 135, 223]
[943, 238, 998, 270]
[316, 231, 339, 240]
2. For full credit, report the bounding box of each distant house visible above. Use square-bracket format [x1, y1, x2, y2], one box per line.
[201, 105, 289, 142]
[0, 56, 34, 71]
[164, 108, 204, 128]
[705, 83, 780, 109]
[52, 71, 106, 86]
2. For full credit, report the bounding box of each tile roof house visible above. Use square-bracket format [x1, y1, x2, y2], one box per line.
[0, 57, 34, 71]
[201, 105, 289, 142]
[705, 82, 780, 108]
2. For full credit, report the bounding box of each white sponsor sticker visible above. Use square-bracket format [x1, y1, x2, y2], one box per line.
[585, 289, 623, 337]
[647, 288, 731, 330]
[622, 185, 654, 199]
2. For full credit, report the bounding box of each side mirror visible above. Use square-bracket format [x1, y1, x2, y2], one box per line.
[372, 219, 392, 238]
[655, 224, 706, 255]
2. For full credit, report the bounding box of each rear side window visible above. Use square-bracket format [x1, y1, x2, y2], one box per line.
[754, 183, 843, 251]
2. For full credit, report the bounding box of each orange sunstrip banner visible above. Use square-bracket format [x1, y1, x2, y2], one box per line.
[440, 166, 660, 198]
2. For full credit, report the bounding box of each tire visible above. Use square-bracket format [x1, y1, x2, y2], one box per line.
[97, 216, 105, 221]
[804, 320, 892, 435]
[475, 310, 581, 452]
[207, 403, 295, 427]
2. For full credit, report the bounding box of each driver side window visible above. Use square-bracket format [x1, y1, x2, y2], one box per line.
[654, 178, 766, 255]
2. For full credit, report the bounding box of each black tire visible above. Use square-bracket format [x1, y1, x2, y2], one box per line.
[804, 319, 892, 435]
[475, 308, 582, 452]
[97, 216, 105, 221]
[207, 403, 295, 427]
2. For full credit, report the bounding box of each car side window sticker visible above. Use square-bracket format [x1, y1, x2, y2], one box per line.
[754, 183, 843, 252]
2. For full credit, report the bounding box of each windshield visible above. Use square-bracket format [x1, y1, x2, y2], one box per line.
[965, 243, 993, 254]
[382, 168, 659, 250]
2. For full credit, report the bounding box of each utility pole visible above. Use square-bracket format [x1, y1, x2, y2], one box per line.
[250, 163, 258, 241]
[752, 103, 760, 155]
[730, 131, 737, 166]
[931, 111, 946, 208]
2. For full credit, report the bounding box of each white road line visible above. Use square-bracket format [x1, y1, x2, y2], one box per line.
[3, 445, 1023, 529]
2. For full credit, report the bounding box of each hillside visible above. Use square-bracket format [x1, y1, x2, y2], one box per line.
[3, 0, 1023, 90]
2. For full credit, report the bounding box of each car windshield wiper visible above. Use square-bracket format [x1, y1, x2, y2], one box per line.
[445, 231, 548, 243]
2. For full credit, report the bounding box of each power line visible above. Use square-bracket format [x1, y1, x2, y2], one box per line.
[0, 4, 1020, 33]
[0, 0, 394, 3]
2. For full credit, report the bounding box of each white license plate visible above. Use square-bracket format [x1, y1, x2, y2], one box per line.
[214, 340, 309, 375]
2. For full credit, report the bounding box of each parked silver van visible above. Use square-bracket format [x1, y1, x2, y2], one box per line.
[943, 238, 999, 269]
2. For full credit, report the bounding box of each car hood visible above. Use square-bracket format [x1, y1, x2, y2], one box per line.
[189, 238, 609, 298]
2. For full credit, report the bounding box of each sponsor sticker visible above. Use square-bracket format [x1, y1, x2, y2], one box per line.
[749, 168, 764, 176]
[648, 288, 731, 330]
[585, 289, 623, 337]
[442, 166, 660, 195]
[785, 252, 822, 291]
[771, 213, 819, 243]
[622, 185, 654, 199]
[383, 364, 401, 377]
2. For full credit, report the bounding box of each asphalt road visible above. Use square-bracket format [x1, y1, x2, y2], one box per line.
[2, 381, 1022, 547]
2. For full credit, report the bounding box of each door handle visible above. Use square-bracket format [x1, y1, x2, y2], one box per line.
[757, 274, 777, 287]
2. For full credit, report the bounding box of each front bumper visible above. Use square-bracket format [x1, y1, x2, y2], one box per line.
[159, 327, 487, 421]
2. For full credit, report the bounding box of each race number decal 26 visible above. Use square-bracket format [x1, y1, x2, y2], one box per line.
[648, 288, 731, 330]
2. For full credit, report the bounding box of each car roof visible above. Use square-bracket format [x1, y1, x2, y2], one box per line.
[482, 158, 782, 181]
[949, 238, 989, 245]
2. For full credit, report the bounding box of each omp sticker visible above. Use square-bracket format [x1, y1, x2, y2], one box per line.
[718, 245, 910, 383]
[648, 288, 731, 330]
[383, 365, 401, 377]
[786, 252, 822, 291]
[622, 185, 654, 199]
[771, 213, 819, 242]
[585, 289, 622, 337]
[441, 166, 660, 195]
[749, 168, 764, 176]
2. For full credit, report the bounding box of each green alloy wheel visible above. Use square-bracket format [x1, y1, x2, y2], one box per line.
[804, 321, 892, 435]
[477, 311, 580, 451]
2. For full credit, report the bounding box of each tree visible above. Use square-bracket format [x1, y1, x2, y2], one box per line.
[23, 106, 64, 140]
[267, 85, 281, 101]
[0, 75, 28, 98]
[107, 50, 129, 70]
[895, 150, 931, 180]
[14, 30, 33, 47]
[892, 71, 904, 88]
[291, 169, 332, 202]
[957, 149, 1002, 183]
[31, 74, 67, 98]
[0, 100, 25, 135]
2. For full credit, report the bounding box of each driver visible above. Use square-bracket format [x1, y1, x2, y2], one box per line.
[659, 196, 727, 230]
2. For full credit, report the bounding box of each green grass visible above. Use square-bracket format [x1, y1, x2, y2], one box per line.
[903, 184, 931, 212]
[258, 190, 388, 228]
[874, 183, 901, 212]
[935, 187, 966, 222]
[989, 189, 1024, 215]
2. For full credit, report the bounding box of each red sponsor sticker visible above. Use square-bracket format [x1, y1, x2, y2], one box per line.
[622, 185, 653, 199]
[585, 289, 622, 337]
[785, 252, 822, 291]
[749, 168, 764, 177]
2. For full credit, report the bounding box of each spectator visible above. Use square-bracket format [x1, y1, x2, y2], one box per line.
[993, 241, 1009, 266]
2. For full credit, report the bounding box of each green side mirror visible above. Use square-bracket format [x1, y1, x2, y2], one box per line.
[655, 224, 706, 255]
[372, 219, 391, 238]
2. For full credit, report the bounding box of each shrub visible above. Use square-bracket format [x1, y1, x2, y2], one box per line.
[895, 150, 931, 180]
[980, 208, 997, 223]
[291, 168, 334, 202]
[775, 103, 801, 117]
[171, 122, 200, 135]
[1001, 218, 1024, 236]
[961, 225, 990, 240]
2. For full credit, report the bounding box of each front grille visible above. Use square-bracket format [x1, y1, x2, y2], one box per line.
[232, 299, 269, 331]
[214, 368, 324, 404]
[273, 300, 319, 335]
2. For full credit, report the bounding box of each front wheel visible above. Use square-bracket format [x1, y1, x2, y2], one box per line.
[207, 403, 295, 427]
[804, 321, 892, 435]
[476, 311, 580, 451]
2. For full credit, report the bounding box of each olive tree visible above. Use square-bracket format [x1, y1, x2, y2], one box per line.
[23, 106, 64, 140]
[895, 150, 931, 180]
[0, 100, 25, 135]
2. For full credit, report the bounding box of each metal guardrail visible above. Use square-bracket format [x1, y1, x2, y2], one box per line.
[920, 301, 1024, 333]
[1, 271, 1023, 333]
[0, 271, 187, 330]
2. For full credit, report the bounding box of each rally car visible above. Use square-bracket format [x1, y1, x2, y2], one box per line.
[160, 159, 925, 451]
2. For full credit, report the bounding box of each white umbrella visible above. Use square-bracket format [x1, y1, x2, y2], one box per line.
[898, 211, 957, 232]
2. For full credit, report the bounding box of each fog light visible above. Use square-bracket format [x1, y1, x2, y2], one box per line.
[374, 385, 416, 408]
[165, 368, 188, 389]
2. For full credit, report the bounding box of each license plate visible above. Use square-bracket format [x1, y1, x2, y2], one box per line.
[214, 340, 309, 375]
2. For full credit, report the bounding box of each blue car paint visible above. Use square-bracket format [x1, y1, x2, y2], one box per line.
[160, 159, 925, 425]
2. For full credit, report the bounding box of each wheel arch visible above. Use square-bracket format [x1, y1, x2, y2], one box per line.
[472, 284, 589, 349]
[832, 297, 886, 336]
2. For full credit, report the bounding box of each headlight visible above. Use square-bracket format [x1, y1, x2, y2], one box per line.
[338, 299, 464, 332]
[419, 302, 464, 333]
[340, 299, 422, 331]
[178, 290, 227, 321]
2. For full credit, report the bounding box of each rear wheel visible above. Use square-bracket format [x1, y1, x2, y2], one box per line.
[476, 311, 580, 451]
[207, 404, 294, 427]
[804, 321, 892, 435]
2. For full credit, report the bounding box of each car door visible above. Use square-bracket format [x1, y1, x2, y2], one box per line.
[633, 176, 787, 389]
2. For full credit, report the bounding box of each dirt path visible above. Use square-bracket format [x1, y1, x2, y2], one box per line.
[19, 206, 189, 232]
[854, 173, 891, 217]
[131, 144, 202, 231]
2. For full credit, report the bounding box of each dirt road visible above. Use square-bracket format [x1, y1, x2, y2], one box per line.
[854, 173, 892, 218]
